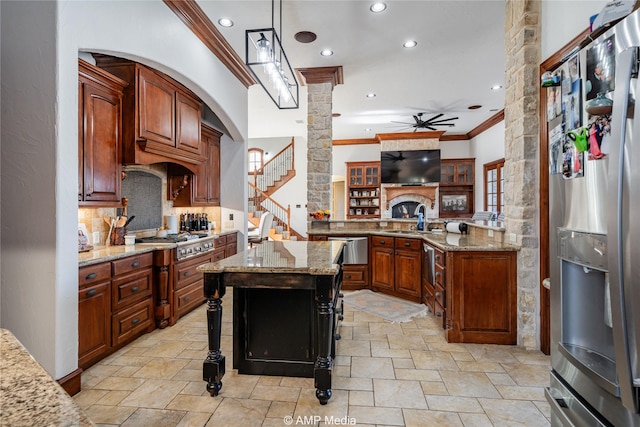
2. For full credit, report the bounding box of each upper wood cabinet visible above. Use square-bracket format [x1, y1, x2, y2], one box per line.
[94, 55, 205, 168]
[169, 124, 222, 207]
[440, 158, 475, 186]
[346, 161, 381, 219]
[78, 59, 127, 206]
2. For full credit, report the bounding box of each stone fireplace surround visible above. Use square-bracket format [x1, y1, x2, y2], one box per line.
[382, 185, 438, 219]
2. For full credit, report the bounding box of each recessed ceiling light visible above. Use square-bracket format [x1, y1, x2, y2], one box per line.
[218, 18, 234, 27]
[468, 105, 482, 110]
[320, 49, 334, 57]
[332, 113, 341, 118]
[365, 128, 372, 132]
[370, 2, 387, 13]
[366, 93, 376, 98]
[403, 40, 417, 48]
[491, 85, 503, 91]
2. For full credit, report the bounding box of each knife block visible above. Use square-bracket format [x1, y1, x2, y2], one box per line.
[110, 227, 126, 246]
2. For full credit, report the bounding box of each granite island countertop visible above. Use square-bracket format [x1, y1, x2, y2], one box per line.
[0, 329, 94, 426]
[197, 240, 345, 275]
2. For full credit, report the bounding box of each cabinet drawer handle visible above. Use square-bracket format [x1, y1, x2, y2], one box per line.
[435, 272, 441, 277]
[131, 261, 140, 268]
[435, 312, 442, 318]
[404, 242, 411, 247]
[435, 255, 441, 260]
[184, 271, 189, 277]
[85, 272, 97, 280]
[435, 292, 441, 298]
[345, 275, 351, 279]
[380, 240, 385, 244]
[86, 289, 97, 297]
[131, 286, 139, 292]
[131, 317, 140, 325]
[184, 296, 190, 302]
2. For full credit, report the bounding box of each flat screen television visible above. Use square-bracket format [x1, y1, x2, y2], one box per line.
[380, 149, 441, 184]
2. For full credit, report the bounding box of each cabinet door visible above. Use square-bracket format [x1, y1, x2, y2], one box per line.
[138, 66, 175, 147]
[209, 138, 221, 204]
[440, 163, 455, 184]
[349, 166, 363, 186]
[364, 165, 379, 186]
[394, 249, 421, 299]
[457, 163, 474, 184]
[191, 126, 221, 206]
[175, 91, 202, 156]
[371, 246, 394, 291]
[78, 79, 84, 201]
[81, 81, 122, 203]
[78, 281, 111, 369]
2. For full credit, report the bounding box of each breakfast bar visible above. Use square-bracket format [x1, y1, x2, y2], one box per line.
[197, 240, 345, 405]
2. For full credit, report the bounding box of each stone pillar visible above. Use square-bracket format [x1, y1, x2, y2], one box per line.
[504, 0, 541, 349]
[297, 67, 343, 216]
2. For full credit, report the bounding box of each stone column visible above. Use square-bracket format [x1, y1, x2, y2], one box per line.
[504, 0, 541, 349]
[297, 67, 343, 216]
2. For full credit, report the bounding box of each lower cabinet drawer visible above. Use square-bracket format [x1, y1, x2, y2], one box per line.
[342, 265, 369, 290]
[434, 283, 445, 308]
[422, 284, 434, 313]
[175, 280, 205, 318]
[111, 269, 152, 311]
[112, 298, 153, 346]
[212, 248, 226, 262]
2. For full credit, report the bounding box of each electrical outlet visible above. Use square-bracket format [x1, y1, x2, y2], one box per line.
[488, 229, 494, 237]
[92, 231, 100, 245]
[509, 233, 517, 243]
[224, 221, 234, 230]
[336, 222, 344, 228]
[229, 213, 234, 220]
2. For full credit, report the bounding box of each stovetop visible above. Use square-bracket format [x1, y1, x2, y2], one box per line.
[136, 233, 209, 244]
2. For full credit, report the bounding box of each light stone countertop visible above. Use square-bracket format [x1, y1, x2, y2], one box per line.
[197, 240, 345, 275]
[307, 228, 517, 252]
[0, 329, 94, 426]
[78, 230, 239, 267]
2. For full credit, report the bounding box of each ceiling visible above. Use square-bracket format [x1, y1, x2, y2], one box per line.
[197, 0, 506, 141]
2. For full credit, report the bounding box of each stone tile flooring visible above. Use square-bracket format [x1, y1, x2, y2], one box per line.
[74, 290, 551, 426]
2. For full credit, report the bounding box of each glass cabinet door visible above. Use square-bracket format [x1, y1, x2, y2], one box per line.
[365, 166, 379, 186]
[457, 164, 473, 184]
[441, 164, 455, 184]
[349, 167, 363, 185]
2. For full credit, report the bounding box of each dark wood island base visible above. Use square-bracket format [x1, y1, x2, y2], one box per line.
[198, 241, 345, 405]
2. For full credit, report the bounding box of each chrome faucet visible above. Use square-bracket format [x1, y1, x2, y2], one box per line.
[414, 204, 427, 217]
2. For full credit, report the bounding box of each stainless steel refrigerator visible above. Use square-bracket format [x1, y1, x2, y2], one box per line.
[546, 8, 640, 427]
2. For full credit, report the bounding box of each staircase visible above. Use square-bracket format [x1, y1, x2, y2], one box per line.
[248, 138, 304, 241]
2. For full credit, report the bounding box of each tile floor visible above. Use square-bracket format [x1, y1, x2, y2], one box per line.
[74, 290, 552, 426]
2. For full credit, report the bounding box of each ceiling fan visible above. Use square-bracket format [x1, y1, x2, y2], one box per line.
[391, 112, 459, 132]
[381, 151, 405, 162]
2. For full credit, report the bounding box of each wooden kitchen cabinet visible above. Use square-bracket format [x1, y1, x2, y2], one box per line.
[78, 59, 127, 206]
[93, 55, 205, 167]
[190, 124, 222, 206]
[346, 161, 381, 219]
[443, 250, 517, 344]
[371, 236, 421, 302]
[168, 124, 222, 207]
[440, 158, 475, 185]
[439, 158, 475, 219]
[78, 263, 112, 369]
[78, 252, 154, 370]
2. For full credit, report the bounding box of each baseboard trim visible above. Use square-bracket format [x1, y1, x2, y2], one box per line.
[57, 368, 82, 396]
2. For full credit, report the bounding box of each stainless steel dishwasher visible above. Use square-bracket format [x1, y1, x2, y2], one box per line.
[328, 237, 368, 264]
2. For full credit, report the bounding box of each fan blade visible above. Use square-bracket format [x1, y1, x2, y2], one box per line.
[426, 126, 437, 131]
[412, 115, 420, 122]
[425, 113, 444, 122]
[391, 121, 417, 125]
[427, 116, 459, 124]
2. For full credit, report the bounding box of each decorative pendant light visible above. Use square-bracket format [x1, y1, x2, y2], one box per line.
[245, 0, 299, 109]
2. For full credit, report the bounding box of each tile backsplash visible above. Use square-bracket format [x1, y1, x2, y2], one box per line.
[79, 164, 221, 246]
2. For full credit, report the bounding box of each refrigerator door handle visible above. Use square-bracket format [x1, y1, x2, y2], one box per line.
[608, 46, 640, 412]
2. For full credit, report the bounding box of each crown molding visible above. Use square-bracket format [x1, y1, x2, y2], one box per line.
[375, 131, 445, 141]
[466, 109, 504, 139]
[333, 138, 379, 146]
[163, 0, 255, 88]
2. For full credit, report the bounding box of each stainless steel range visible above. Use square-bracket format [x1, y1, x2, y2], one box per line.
[137, 234, 217, 261]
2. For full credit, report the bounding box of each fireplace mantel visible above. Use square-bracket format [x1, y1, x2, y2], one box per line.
[384, 186, 436, 209]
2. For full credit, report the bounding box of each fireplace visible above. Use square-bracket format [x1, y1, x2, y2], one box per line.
[383, 185, 437, 219]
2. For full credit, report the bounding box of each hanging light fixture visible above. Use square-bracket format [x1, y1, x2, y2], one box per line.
[246, 0, 299, 109]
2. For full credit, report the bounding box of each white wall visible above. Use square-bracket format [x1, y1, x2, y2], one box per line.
[1, 0, 248, 379]
[542, 1, 607, 61]
[470, 122, 506, 212]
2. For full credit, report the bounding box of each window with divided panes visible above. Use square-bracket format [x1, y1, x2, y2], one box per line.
[248, 148, 263, 174]
[484, 159, 505, 213]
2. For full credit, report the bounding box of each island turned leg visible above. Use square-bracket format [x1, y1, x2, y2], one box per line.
[314, 277, 335, 405]
[203, 273, 226, 396]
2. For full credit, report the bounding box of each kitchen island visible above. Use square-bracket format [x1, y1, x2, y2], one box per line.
[197, 240, 345, 405]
